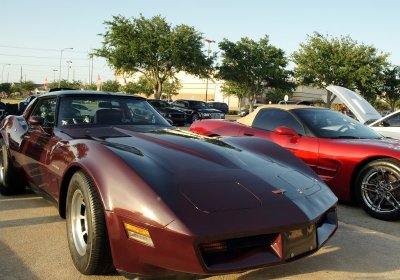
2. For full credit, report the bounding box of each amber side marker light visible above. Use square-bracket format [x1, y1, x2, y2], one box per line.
[123, 222, 154, 247]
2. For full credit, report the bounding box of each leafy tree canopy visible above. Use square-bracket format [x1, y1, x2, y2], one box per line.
[96, 14, 212, 99]
[48, 80, 83, 90]
[292, 32, 389, 106]
[0, 83, 12, 93]
[379, 65, 400, 111]
[101, 80, 120, 92]
[217, 36, 294, 111]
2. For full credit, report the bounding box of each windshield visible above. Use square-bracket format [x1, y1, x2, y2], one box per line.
[293, 108, 382, 139]
[149, 100, 169, 109]
[188, 101, 210, 109]
[57, 96, 171, 127]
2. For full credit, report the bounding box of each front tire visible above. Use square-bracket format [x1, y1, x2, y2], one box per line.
[355, 158, 400, 220]
[0, 141, 25, 195]
[66, 171, 114, 275]
[191, 113, 199, 123]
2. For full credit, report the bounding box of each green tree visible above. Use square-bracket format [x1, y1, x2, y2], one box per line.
[120, 82, 144, 95]
[266, 88, 293, 104]
[101, 80, 120, 92]
[217, 36, 294, 112]
[221, 81, 247, 109]
[85, 83, 98, 91]
[96, 14, 212, 99]
[20, 81, 35, 92]
[292, 32, 388, 107]
[48, 80, 83, 90]
[0, 83, 12, 94]
[379, 66, 400, 111]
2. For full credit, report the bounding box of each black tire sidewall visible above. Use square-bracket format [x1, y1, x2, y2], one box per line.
[0, 142, 25, 195]
[355, 159, 400, 220]
[66, 171, 112, 274]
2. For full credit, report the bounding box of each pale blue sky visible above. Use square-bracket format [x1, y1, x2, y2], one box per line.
[1, 0, 399, 84]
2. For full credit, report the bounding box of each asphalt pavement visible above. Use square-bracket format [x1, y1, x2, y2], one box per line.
[1, 190, 400, 280]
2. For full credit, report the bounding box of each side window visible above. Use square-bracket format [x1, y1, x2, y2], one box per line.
[30, 98, 57, 127]
[253, 109, 305, 135]
[385, 113, 400, 127]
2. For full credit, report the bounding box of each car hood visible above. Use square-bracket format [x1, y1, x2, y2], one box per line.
[326, 85, 382, 123]
[158, 107, 185, 114]
[62, 126, 336, 230]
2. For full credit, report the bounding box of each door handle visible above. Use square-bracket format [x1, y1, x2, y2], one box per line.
[243, 133, 254, 136]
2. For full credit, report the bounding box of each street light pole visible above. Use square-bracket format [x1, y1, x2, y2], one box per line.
[1, 64, 11, 83]
[59, 47, 73, 87]
[66, 61, 72, 82]
[53, 69, 58, 82]
[205, 39, 215, 102]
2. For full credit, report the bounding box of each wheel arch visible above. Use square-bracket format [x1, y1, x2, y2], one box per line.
[59, 165, 83, 218]
[350, 156, 399, 202]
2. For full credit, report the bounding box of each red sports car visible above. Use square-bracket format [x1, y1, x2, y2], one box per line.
[190, 105, 400, 221]
[0, 92, 337, 278]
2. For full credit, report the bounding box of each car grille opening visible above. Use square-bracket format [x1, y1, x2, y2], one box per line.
[199, 233, 280, 268]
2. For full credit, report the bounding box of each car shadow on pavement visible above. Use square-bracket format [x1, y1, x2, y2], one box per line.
[0, 240, 40, 280]
[0, 190, 54, 211]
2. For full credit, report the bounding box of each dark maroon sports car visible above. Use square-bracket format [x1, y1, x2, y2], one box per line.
[0, 91, 337, 278]
[190, 105, 400, 221]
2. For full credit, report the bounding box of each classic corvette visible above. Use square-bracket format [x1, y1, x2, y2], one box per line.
[0, 90, 337, 278]
[190, 105, 400, 221]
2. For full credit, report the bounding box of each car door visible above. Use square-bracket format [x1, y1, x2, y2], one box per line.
[19, 97, 61, 197]
[238, 108, 320, 174]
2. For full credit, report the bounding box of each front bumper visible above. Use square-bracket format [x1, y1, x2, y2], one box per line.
[105, 206, 337, 277]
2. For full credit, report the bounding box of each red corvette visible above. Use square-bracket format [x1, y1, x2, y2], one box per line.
[190, 105, 400, 221]
[0, 91, 337, 278]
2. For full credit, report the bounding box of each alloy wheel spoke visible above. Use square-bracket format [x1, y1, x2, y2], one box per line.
[387, 193, 400, 210]
[362, 182, 379, 193]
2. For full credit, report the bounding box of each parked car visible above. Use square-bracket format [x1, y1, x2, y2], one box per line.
[238, 104, 263, 117]
[190, 104, 400, 221]
[147, 99, 186, 126]
[18, 93, 40, 114]
[207, 101, 229, 114]
[327, 85, 400, 140]
[278, 100, 297, 105]
[0, 90, 338, 278]
[171, 99, 225, 123]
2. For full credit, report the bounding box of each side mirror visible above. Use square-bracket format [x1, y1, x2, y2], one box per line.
[28, 115, 45, 126]
[380, 120, 390, 127]
[274, 126, 299, 137]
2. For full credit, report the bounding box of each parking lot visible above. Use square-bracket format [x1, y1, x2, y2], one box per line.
[1, 189, 399, 280]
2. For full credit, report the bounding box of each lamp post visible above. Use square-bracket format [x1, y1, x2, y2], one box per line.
[66, 61, 72, 82]
[1, 64, 11, 83]
[205, 39, 215, 102]
[52, 69, 58, 82]
[59, 47, 73, 87]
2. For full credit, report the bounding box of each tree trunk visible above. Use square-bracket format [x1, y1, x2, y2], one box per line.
[154, 79, 163, 100]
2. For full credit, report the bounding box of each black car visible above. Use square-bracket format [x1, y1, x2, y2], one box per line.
[171, 99, 225, 123]
[18, 94, 40, 114]
[207, 101, 229, 114]
[147, 99, 186, 126]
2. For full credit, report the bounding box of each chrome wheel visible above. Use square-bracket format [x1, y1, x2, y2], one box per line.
[70, 189, 88, 256]
[357, 159, 400, 220]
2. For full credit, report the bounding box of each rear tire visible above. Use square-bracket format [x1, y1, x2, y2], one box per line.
[66, 170, 114, 274]
[0, 141, 25, 195]
[355, 158, 400, 220]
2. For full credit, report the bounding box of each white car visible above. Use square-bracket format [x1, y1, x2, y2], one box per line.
[327, 85, 400, 139]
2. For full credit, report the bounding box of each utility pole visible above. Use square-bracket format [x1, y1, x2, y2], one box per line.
[205, 39, 215, 102]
